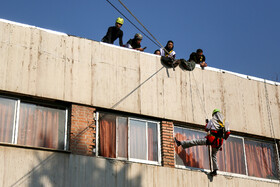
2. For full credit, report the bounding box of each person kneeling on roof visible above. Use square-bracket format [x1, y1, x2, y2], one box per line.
[174, 109, 231, 176]
[189, 49, 207, 69]
[125, 33, 146, 51]
[101, 17, 124, 46]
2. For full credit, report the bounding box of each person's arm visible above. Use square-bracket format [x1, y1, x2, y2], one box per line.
[200, 55, 207, 67]
[205, 119, 212, 132]
[224, 121, 230, 140]
[107, 27, 113, 43]
[126, 43, 133, 49]
[172, 51, 176, 59]
[160, 48, 165, 56]
[119, 31, 123, 46]
[135, 47, 145, 51]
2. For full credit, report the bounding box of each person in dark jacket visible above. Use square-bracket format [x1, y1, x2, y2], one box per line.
[189, 49, 207, 69]
[125, 33, 146, 51]
[174, 109, 230, 176]
[101, 17, 124, 46]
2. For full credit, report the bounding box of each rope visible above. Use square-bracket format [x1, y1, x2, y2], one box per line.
[191, 71, 207, 119]
[117, 0, 177, 70]
[105, 0, 161, 48]
[71, 66, 165, 143]
[118, 0, 164, 49]
[264, 80, 280, 179]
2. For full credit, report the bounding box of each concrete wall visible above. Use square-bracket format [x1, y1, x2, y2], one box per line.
[0, 19, 280, 140]
[0, 146, 279, 187]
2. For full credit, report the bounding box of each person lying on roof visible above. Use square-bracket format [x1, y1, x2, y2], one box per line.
[101, 17, 124, 46]
[174, 109, 230, 176]
[189, 49, 207, 69]
[125, 33, 146, 51]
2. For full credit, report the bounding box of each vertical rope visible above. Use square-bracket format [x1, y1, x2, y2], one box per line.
[264, 80, 280, 179]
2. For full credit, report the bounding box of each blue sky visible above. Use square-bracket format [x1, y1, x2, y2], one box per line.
[0, 0, 279, 81]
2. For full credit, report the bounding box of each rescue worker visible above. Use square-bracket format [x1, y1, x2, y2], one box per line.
[101, 17, 124, 46]
[174, 109, 230, 176]
[125, 33, 146, 51]
[189, 49, 207, 69]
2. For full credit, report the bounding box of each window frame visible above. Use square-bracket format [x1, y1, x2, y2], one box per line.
[0, 95, 69, 151]
[174, 126, 210, 172]
[216, 135, 248, 176]
[128, 117, 161, 165]
[174, 125, 280, 183]
[95, 112, 161, 165]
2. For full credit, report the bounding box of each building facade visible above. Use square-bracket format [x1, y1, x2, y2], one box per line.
[0, 19, 280, 186]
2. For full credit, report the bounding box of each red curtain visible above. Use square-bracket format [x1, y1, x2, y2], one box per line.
[99, 114, 116, 158]
[245, 139, 279, 179]
[217, 137, 246, 174]
[174, 127, 210, 169]
[17, 103, 62, 149]
[0, 98, 16, 143]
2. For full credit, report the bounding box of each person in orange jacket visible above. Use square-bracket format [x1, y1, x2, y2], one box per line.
[174, 109, 230, 176]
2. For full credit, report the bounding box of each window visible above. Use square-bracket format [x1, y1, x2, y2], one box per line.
[97, 112, 161, 164]
[245, 139, 279, 180]
[217, 136, 247, 175]
[174, 125, 280, 181]
[174, 126, 210, 170]
[0, 96, 68, 150]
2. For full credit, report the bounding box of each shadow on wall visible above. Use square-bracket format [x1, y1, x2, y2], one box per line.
[9, 140, 142, 187]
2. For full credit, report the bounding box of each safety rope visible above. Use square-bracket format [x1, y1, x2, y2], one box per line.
[118, 0, 164, 49]
[71, 66, 165, 144]
[105, 0, 161, 48]
[191, 71, 208, 119]
[72, 0, 178, 146]
[116, 0, 178, 70]
[264, 80, 280, 179]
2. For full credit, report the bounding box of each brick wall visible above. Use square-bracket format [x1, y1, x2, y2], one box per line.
[70, 104, 96, 156]
[161, 121, 175, 167]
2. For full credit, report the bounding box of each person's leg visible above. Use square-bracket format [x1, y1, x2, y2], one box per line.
[181, 138, 207, 149]
[210, 147, 219, 176]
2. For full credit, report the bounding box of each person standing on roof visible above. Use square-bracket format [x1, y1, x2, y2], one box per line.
[101, 17, 124, 46]
[174, 109, 231, 176]
[189, 49, 207, 69]
[125, 33, 146, 51]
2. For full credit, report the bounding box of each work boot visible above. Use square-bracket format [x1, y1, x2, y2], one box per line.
[174, 137, 181, 147]
[210, 170, 217, 176]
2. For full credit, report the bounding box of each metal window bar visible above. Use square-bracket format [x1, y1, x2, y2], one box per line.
[242, 137, 249, 176]
[157, 122, 162, 165]
[95, 112, 99, 157]
[13, 99, 20, 144]
[64, 109, 69, 151]
[11, 99, 19, 144]
[146, 121, 148, 161]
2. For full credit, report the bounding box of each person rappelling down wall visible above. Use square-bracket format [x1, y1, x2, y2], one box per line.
[174, 109, 231, 176]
